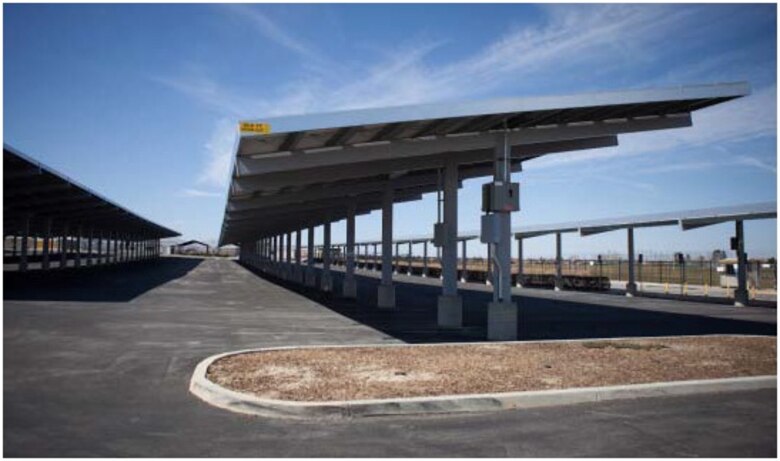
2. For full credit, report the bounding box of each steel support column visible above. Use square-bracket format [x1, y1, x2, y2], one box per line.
[554, 232, 563, 291]
[438, 160, 462, 327]
[407, 242, 413, 276]
[86, 229, 94, 266]
[516, 238, 524, 287]
[486, 131, 518, 340]
[626, 227, 637, 296]
[377, 183, 396, 308]
[42, 218, 52, 271]
[305, 226, 317, 286]
[460, 240, 467, 283]
[19, 215, 30, 272]
[422, 241, 429, 277]
[735, 220, 749, 306]
[295, 229, 303, 283]
[321, 221, 333, 292]
[75, 226, 82, 268]
[343, 202, 357, 298]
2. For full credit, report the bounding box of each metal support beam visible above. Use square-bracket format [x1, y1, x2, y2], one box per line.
[422, 241, 429, 277]
[516, 238, 524, 287]
[295, 229, 302, 283]
[19, 215, 29, 272]
[407, 242, 413, 276]
[487, 131, 518, 341]
[735, 220, 749, 306]
[75, 226, 82, 268]
[343, 202, 357, 298]
[321, 221, 333, 292]
[86, 229, 94, 266]
[460, 240, 467, 282]
[377, 183, 396, 308]
[626, 227, 637, 296]
[305, 226, 316, 286]
[555, 232, 563, 291]
[42, 217, 52, 271]
[438, 160, 462, 327]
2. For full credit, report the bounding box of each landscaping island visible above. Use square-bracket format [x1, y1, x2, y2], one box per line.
[205, 335, 776, 402]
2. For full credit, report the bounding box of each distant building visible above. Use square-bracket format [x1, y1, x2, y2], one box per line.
[171, 240, 210, 255]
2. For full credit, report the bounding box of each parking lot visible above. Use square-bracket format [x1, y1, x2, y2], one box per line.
[4, 257, 776, 457]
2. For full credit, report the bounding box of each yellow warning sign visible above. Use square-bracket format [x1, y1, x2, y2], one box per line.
[239, 122, 271, 134]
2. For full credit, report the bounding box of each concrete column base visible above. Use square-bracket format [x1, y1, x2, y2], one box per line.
[342, 276, 357, 299]
[626, 282, 637, 297]
[377, 283, 396, 309]
[437, 294, 463, 329]
[735, 290, 749, 307]
[320, 272, 333, 292]
[305, 268, 317, 287]
[487, 301, 518, 341]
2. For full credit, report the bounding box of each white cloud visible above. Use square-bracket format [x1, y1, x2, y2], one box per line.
[160, 4, 774, 202]
[198, 118, 238, 189]
[180, 188, 223, 198]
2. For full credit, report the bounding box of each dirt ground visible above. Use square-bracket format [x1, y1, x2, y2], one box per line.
[206, 335, 776, 402]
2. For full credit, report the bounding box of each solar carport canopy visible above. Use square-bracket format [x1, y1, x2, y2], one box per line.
[4, 144, 179, 238]
[221, 82, 749, 245]
[510, 202, 777, 239]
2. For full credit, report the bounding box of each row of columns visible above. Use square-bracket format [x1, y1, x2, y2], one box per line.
[516, 219, 749, 307]
[5, 215, 161, 273]
[238, 135, 520, 339]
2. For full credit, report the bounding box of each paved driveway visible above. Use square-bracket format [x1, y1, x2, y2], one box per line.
[4, 257, 776, 456]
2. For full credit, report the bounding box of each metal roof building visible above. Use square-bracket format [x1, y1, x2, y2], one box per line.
[4, 144, 179, 271]
[228, 82, 751, 340]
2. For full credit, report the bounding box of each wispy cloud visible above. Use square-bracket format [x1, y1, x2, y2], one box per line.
[219, 4, 321, 63]
[179, 188, 223, 198]
[160, 4, 774, 192]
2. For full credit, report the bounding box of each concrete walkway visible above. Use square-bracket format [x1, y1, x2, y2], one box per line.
[4, 257, 776, 456]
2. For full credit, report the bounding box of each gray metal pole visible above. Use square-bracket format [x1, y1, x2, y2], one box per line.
[295, 229, 302, 283]
[378, 183, 395, 308]
[86, 229, 93, 266]
[407, 242, 413, 276]
[343, 202, 357, 298]
[305, 226, 316, 286]
[626, 227, 637, 296]
[373, 243, 378, 271]
[75, 226, 82, 268]
[42, 218, 52, 271]
[19, 215, 30, 272]
[735, 220, 749, 306]
[422, 241, 429, 277]
[61, 225, 70, 269]
[516, 238, 524, 287]
[555, 232, 563, 291]
[460, 239, 467, 283]
[321, 221, 332, 292]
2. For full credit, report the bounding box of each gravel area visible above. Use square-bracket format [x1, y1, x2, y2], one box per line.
[206, 335, 776, 402]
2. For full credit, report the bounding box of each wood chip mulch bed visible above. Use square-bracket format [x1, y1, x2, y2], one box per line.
[206, 335, 776, 402]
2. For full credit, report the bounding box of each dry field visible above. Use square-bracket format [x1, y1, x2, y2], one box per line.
[206, 335, 776, 402]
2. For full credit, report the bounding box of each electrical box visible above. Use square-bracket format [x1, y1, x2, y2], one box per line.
[433, 223, 445, 247]
[481, 182, 520, 213]
[638, 254, 644, 264]
[480, 214, 501, 244]
[730, 236, 738, 251]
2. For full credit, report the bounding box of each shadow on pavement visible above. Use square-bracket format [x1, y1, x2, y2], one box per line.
[241, 261, 776, 343]
[4, 257, 204, 302]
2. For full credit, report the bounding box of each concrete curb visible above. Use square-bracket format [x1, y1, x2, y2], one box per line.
[189, 336, 777, 419]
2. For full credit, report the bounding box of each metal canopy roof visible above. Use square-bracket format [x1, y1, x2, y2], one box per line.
[512, 202, 776, 239]
[221, 82, 749, 245]
[4, 144, 180, 238]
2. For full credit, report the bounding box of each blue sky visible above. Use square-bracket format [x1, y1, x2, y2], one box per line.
[4, 3, 777, 259]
